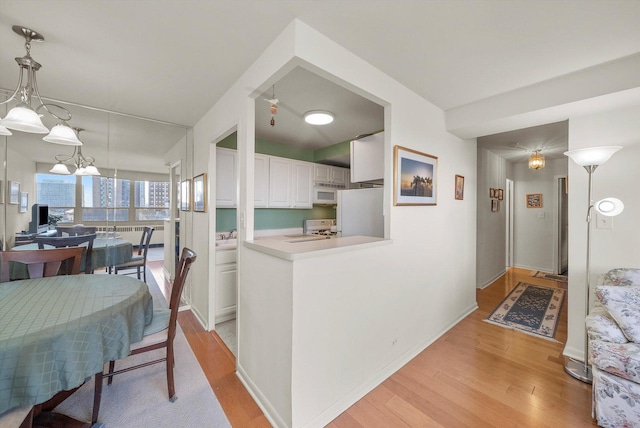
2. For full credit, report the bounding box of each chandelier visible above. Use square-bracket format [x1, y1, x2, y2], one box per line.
[49, 128, 101, 176]
[0, 26, 82, 145]
[528, 150, 545, 170]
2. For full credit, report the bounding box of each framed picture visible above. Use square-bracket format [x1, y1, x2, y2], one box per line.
[9, 181, 20, 205]
[489, 188, 495, 198]
[19, 192, 28, 213]
[491, 199, 499, 212]
[193, 173, 207, 212]
[455, 175, 464, 200]
[497, 188, 504, 201]
[526, 193, 543, 208]
[393, 145, 437, 206]
[180, 179, 191, 211]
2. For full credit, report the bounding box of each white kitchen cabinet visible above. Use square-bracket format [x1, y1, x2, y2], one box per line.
[268, 157, 293, 207]
[216, 148, 237, 207]
[350, 132, 384, 183]
[331, 166, 348, 186]
[215, 250, 237, 323]
[291, 161, 313, 208]
[254, 154, 269, 208]
[314, 164, 331, 183]
[313, 164, 349, 187]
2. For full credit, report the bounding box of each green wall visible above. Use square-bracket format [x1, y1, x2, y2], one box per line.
[217, 206, 336, 232]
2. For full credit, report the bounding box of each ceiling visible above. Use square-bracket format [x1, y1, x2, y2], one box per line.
[1, 1, 639, 171]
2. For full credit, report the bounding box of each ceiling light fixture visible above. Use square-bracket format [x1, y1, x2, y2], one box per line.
[0, 26, 82, 145]
[528, 150, 545, 170]
[304, 110, 334, 125]
[49, 128, 100, 176]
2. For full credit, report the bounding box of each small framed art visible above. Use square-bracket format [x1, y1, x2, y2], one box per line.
[180, 179, 191, 211]
[193, 173, 207, 212]
[526, 193, 542, 208]
[497, 188, 504, 201]
[19, 192, 28, 213]
[491, 199, 499, 212]
[393, 145, 437, 206]
[9, 181, 20, 205]
[455, 175, 464, 200]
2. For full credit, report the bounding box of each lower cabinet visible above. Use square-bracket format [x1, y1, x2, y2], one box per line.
[215, 251, 237, 323]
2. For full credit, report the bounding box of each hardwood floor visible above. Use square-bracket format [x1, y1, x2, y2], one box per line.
[149, 261, 597, 427]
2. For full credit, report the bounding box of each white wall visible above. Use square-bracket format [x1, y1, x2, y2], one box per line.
[476, 148, 507, 288]
[564, 105, 640, 361]
[5, 147, 36, 247]
[512, 158, 568, 272]
[221, 21, 477, 427]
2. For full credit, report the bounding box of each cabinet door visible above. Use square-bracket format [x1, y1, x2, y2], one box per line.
[254, 154, 269, 208]
[314, 164, 331, 183]
[269, 157, 292, 207]
[291, 161, 313, 208]
[216, 148, 237, 207]
[331, 166, 348, 186]
[215, 264, 237, 323]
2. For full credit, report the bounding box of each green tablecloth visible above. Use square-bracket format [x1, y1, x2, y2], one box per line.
[0, 274, 153, 414]
[10, 238, 133, 278]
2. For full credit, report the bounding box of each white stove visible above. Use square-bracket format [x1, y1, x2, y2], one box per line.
[303, 219, 337, 237]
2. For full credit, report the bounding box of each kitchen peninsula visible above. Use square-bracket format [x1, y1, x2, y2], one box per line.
[237, 234, 393, 428]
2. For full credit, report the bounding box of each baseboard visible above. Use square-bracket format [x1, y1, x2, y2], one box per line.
[236, 302, 479, 428]
[189, 303, 209, 331]
[513, 263, 552, 273]
[563, 344, 585, 362]
[236, 364, 288, 428]
[477, 269, 506, 289]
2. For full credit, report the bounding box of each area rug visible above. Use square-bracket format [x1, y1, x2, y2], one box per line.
[53, 269, 231, 427]
[485, 282, 566, 342]
[532, 271, 568, 289]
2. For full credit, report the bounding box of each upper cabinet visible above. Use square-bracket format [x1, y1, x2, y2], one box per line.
[350, 132, 384, 183]
[269, 157, 313, 209]
[314, 164, 349, 187]
[216, 148, 237, 208]
[291, 161, 313, 208]
[254, 154, 270, 208]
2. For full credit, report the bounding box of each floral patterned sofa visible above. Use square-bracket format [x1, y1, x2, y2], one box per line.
[586, 268, 640, 427]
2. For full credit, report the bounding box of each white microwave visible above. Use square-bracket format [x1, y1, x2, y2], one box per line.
[313, 187, 338, 205]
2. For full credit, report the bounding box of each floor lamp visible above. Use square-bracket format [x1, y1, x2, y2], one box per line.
[564, 145, 623, 383]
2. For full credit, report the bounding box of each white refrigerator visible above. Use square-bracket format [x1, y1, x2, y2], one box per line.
[336, 187, 384, 237]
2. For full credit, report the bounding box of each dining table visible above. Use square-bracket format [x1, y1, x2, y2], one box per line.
[10, 238, 133, 278]
[0, 274, 153, 421]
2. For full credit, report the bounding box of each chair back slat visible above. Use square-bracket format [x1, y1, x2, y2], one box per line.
[167, 248, 197, 340]
[0, 247, 84, 283]
[137, 227, 154, 258]
[35, 234, 97, 274]
[56, 226, 97, 237]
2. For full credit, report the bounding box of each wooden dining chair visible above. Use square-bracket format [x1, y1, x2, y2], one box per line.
[0, 247, 84, 283]
[92, 247, 196, 424]
[113, 226, 154, 283]
[55, 225, 97, 236]
[35, 234, 97, 274]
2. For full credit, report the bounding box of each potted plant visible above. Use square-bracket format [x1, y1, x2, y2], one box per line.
[48, 214, 63, 229]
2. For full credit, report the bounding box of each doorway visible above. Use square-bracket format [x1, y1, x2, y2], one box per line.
[557, 176, 568, 275]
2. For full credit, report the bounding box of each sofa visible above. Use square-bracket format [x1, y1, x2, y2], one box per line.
[586, 268, 640, 427]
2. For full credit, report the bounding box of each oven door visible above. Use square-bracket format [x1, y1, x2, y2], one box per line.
[313, 187, 338, 204]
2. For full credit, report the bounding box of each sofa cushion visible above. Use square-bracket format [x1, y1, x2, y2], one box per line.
[590, 340, 640, 384]
[602, 268, 640, 286]
[596, 285, 640, 342]
[587, 305, 629, 344]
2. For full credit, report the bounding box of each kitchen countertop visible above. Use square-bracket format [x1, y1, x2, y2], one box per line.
[244, 235, 391, 261]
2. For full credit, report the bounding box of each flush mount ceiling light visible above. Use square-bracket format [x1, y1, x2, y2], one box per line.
[0, 26, 82, 145]
[49, 128, 100, 176]
[528, 150, 545, 170]
[304, 110, 334, 125]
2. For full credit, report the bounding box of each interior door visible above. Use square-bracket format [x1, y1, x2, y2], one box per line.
[558, 177, 569, 274]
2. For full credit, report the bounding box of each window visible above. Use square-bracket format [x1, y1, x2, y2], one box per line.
[36, 174, 76, 222]
[134, 180, 170, 220]
[81, 176, 130, 222]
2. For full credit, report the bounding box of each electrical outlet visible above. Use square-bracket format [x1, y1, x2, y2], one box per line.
[596, 213, 613, 229]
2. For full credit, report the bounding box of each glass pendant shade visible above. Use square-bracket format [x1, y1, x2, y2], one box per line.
[564, 146, 622, 167]
[84, 165, 100, 176]
[0, 124, 12, 136]
[74, 166, 87, 176]
[528, 151, 545, 170]
[594, 198, 624, 217]
[0, 103, 49, 134]
[43, 123, 83, 145]
[49, 162, 71, 175]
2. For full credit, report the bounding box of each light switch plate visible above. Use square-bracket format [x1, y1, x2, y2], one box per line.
[596, 213, 613, 229]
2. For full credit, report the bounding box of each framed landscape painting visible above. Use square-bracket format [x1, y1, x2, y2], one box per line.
[180, 179, 191, 211]
[393, 145, 437, 206]
[193, 173, 207, 212]
[19, 192, 28, 213]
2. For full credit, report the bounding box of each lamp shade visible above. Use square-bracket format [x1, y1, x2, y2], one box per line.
[0, 124, 12, 136]
[594, 198, 624, 217]
[49, 162, 71, 175]
[0, 102, 49, 134]
[564, 146, 622, 167]
[83, 165, 100, 176]
[43, 123, 83, 146]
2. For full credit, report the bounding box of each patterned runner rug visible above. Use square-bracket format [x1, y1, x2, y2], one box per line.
[532, 271, 568, 289]
[485, 282, 566, 342]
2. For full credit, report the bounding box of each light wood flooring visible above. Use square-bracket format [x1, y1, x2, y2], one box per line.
[148, 261, 597, 427]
